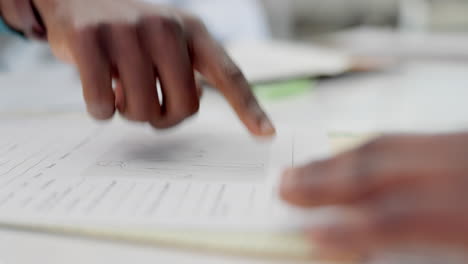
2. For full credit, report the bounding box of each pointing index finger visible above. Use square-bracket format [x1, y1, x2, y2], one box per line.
[186, 17, 275, 137]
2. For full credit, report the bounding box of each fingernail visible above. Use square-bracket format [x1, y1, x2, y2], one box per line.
[88, 103, 115, 120]
[281, 168, 301, 193]
[260, 117, 276, 135]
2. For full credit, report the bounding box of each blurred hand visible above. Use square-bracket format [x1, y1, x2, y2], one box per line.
[15, 0, 275, 135]
[280, 134, 468, 255]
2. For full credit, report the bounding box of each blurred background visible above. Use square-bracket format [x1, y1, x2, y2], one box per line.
[265, 0, 468, 38]
[3, 0, 468, 70]
[1, 0, 468, 134]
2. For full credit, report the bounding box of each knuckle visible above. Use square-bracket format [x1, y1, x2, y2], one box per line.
[146, 15, 183, 35]
[69, 25, 99, 48]
[218, 60, 249, 90]
[183, 14, 207, 33]
[223, 63, 245, 84]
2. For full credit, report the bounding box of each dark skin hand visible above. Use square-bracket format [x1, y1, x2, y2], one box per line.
[0, 0, 275, 136]
[280, 133, 468, 256]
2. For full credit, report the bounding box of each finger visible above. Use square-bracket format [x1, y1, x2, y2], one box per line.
[104, 24, 160, 122]
[307, 192, 468, 255]
[71, 27, 115, 120]
[184, 16, 275, 137]
[280, 137, 428, 207]
[139, 16, 199, 129]
[280, 149, 369, 207]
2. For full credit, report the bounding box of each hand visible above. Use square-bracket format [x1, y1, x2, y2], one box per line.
[280, 134, 468, 255]
[5, 0, 275, 135]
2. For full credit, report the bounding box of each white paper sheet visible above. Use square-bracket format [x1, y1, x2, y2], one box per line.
[226, 41, 351, 83]
[0, 117, 330, 232]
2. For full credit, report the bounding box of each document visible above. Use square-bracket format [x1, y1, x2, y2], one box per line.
[227, 41, 351, 84]
[0, 117, 330, 233]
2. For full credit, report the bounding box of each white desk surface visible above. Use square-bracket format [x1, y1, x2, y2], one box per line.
[2, 32, 468, 264]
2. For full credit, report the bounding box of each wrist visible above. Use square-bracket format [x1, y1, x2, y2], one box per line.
[0, 0, 45, 39]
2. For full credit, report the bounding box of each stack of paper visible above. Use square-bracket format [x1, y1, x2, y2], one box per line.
[0, 117, 342, 260]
